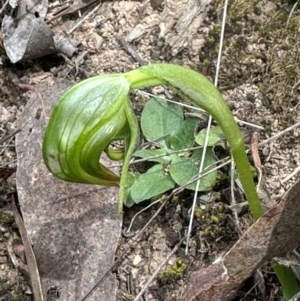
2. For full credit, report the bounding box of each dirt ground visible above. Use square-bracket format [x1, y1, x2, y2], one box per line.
[1, 0, 300, 300]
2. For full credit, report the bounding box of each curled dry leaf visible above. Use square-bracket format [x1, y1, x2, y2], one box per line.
[183, 179, 300, 301]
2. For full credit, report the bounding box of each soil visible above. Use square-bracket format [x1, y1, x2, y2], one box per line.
[1, 0, 300, 300]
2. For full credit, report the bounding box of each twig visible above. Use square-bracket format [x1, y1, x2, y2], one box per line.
[7, 237, 29, 277]
[240, 269, 269, 301]
[258, 121, 300, 147]
[230, 159, 241, 234]
[67, 3, 101, 34]
[166, 157, 231, 197]
[282, 165, 300, 183]
[125, 199, 161, 234]
[0, 158, 18, 168]
[285, 0, 299, 30]
[0, 0, 9, 15]
[133, 236, 185, 301]
[185, 0, 229, 255]
[116, 36, 147, 66]
[138, 90, 264, 130]
[0, 129, 21, 144]
[251, 132, 273, 210]
[130, 145, 203, 165]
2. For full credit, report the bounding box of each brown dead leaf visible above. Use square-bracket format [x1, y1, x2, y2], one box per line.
[182, 179, 300, 301]
[251, 131, 274, 210]
[16, 78, 122, 300]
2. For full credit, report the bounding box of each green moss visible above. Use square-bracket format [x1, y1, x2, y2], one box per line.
[202, 0, 300, 125]
[10, 290, 23, 301]
[121, 292, 134, 301]
[259, 84, 267, 96]
[157, 258, 187, 284]
[203, 59, 211, 66]
[218, 203, 228, 213]
[0, 213, 14, 225]
[12, 232, 22, 245]
[194, 201, 232, 240]
[194, 208, 202, 219]
[210, 215, 220, 224]
[152, 223, 159, 231]
[171, 195, 180, 205]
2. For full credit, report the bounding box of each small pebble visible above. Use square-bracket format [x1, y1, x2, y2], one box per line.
[133, 254, 142, 266]
[126, 24, 145, 42]
[0, 225, 8, 233]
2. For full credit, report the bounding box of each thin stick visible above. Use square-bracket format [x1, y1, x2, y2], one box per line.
[230, 159, 241, 234]
[125, 199, 161, 234]
[282, 165, 300, 184]
[185, 0, 229, 254]
[133, 236, 185, 301]
[0, 129, 21, 144]
[12, 198, 44, 301]
[138, 90, 264, 130]
[116, 36, 147, 66]
[131, 145, 204, 164]
[67, 3, 101, 34]
[172, 158, 231, 195]
[0, 159, 18, 168]
[259, 121, 300, 147]
[285, 0, 299, 30]
[0, 0, 9, 14]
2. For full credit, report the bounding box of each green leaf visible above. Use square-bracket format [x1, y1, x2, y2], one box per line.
[169, 148, 217, 191]
[195, 126, 225, 147]
[141, 97, 184, 148]
[169, 117, 198, 150]
[134, 148, 177, 164]
[131, 164, 175, 203]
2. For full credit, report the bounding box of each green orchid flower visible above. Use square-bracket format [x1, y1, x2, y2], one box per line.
[43, 74, 138, 212]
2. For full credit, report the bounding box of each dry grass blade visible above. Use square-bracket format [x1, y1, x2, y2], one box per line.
[251, 132, 274, 210]
[185, 0, 229, 254]
[11, 198, 44, 301]
[285, 0, 299, 30]
[0, 129, 21, 145]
